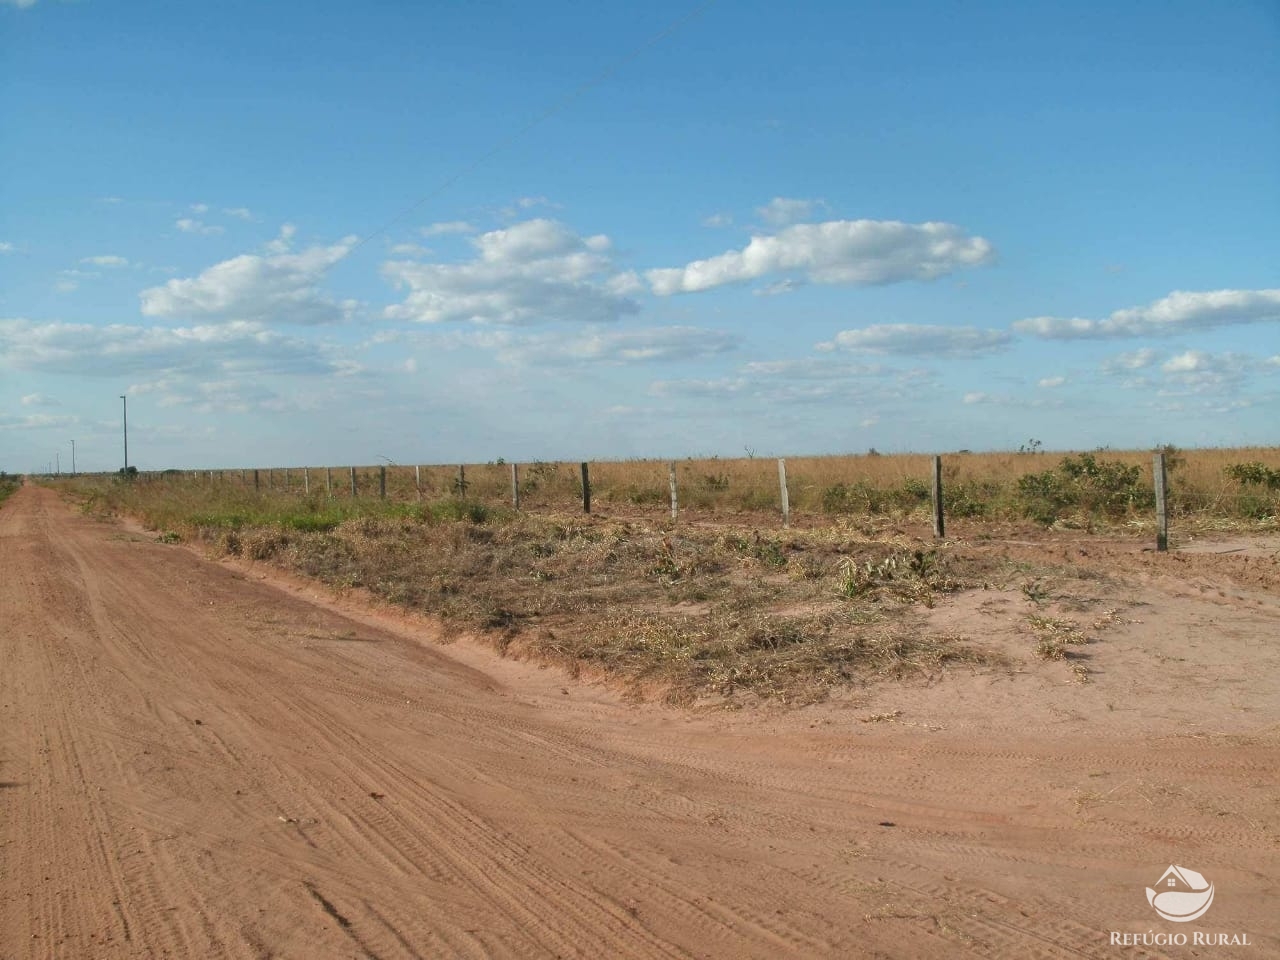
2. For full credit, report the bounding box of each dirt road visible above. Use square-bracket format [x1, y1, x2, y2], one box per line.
[2, 484, 1277, 959]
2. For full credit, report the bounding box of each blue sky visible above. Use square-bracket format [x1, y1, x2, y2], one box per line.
[2, 0, 1277, 472]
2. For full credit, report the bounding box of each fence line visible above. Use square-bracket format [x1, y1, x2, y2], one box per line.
[80, 453, 1280, 551]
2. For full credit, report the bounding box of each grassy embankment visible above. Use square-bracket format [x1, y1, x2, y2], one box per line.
[0, 473, 20, 508]
[58, 447, 1279, 703]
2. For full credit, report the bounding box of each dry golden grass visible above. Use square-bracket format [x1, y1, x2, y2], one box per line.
[127, 445, 1280, 526]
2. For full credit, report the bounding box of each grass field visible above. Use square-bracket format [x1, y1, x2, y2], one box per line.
[48, 446, 1279, 704]
[65, 445, 1280, 527]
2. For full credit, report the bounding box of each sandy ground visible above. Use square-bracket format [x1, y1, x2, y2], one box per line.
[1, 483, 1277, 959]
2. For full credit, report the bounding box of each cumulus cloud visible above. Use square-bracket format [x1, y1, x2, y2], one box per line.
[382, 218, 640, 326]
[175, 218, 223, 236]
[701, 212, 733, 228]
[81, 255, 129, 267]
[0, 0, 39, 10]
[1158, 350, 1280, 393]
[1014, 289, 1280, 340]
[21, 392, 59, 407]
[224, 207, 254, 220]
[1037, 376, 1067, 388]
[756, 197, 825, 226]
[1098, 347, 1280, 401]
[646, 219, 995, 295]
[139, 233, 358, 325]
[818, 323, 1011, 356]
[0, 241, 15, 254]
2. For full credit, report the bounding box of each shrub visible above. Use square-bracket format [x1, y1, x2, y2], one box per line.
[1225, 461, 1280, 489]
[1016, 453, 1151, 524]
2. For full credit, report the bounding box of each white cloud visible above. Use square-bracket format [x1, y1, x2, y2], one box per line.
[0, 318, 349, 383]
[960, 390, 1061, 409]
[1037, 376, 1067, 388]
[382, 218, 640, 326]
[21, 393, 59, 407]
[1014, 289, 1280, 340]
[819, 323, 1011, 356]
[1098, 347, 1280, 401]
[651, 356, 921, 406]
[420, 221, 475, 237]
[1158, 350, 1279, 393]
[81, 255, 129, 267]
[496, 325, 739, 366]
[0, 413, 78, 430]
[701, 212, 733, 228]
[1101, 348, 1162, 373]
[755, 278, 805, 297]
[0, 242, 15, 254]
[646, 219, 995, 295]
[224, 207, 254, 220]
[139, 234, 358, 325]
[756, 197, 825, 226]
[175, 218, 223, 236]
[190, 203, 210, 214]
[264, 223, 297, 254]
[389, 242, 431, 257]
[0, 0, 39, 9]
[499, 196, 558, 218]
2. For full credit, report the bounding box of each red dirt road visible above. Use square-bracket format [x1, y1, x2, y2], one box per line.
[2, 484, 1277, 959]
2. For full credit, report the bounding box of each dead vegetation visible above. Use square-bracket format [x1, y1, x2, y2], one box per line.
[63, 476, 1018, 704]
[269, 512, 1006, 704]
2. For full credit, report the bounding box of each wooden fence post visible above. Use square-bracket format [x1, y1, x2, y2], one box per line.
[253, 469, 260, 491]
[379, 465, 387, 499]
[284, 467, 290, 492]
[511, 463, 520, 509]
[303, 467, 310, 495]
[268, 468, 274, 489]
[580, 462, 591, 514]
[350, 466, 357, 498]
[932, 455, 945, 539]
[1153, 452, 1168, 552]
[668, 462, 678, 521]
[778, 459, 790, 528]
[415, 465, 422, 502]
[456, 465, 467, 496]
[325, 467, 332, 497]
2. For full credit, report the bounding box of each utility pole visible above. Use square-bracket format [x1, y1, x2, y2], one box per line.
[120, 395, 129, 473]
[56, 451, 60, 476]
[70, 439, 76, 476]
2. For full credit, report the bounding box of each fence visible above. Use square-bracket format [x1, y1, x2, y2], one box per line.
[92, 448, 1280, 551]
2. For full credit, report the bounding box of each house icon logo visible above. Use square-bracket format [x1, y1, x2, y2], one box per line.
[1146, 865, 1215, 922]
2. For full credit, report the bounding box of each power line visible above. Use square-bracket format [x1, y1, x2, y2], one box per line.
[348, 0, 717, 253]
